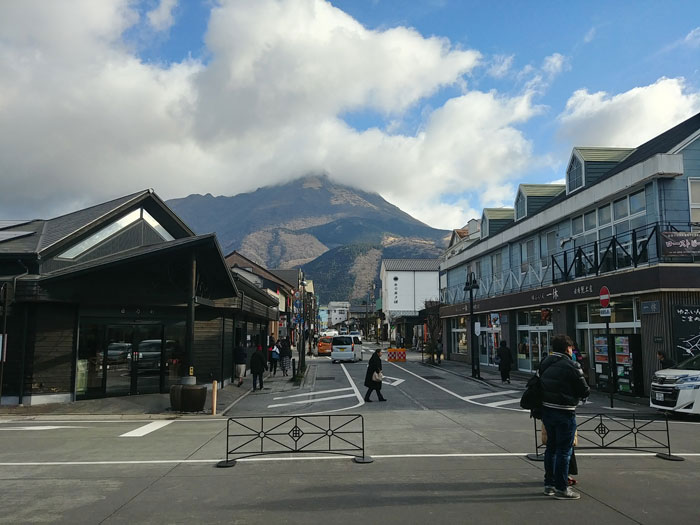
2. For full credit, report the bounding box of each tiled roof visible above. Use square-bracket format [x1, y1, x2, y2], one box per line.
[382, 259, 440, 271]
[453, 229, 469, 238]
[574, 147, 634, 162]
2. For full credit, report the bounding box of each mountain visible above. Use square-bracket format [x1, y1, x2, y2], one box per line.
[166, 174, 449, 303]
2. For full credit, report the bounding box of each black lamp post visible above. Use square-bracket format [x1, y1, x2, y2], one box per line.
[464, 271, 481, 379]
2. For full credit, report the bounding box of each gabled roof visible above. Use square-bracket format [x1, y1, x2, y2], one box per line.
[519, 184, 566, 197]
[573, 147, 633, 162]
[382, 259, 440, 272]
[482, 208, 514, 220]
[39, 234, 239, 299]
[226, 251, 295, 290]
[0, 189, 194, 257]
[270, 268, 302, 288]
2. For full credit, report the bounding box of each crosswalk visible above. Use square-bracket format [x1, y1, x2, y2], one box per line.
[462, 390, 525, 411]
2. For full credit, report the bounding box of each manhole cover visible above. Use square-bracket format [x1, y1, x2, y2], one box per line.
[422, 375, 444, 380]
[316, 376, 335, 380]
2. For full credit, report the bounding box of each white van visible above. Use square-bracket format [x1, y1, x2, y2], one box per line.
[650, 353, 700, 414]
[330, 335, 361, 363]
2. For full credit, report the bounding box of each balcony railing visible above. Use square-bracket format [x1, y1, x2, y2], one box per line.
[441, 221, 698, 305]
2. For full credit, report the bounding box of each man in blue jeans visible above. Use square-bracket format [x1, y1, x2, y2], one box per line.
[539, 334, 590, 499]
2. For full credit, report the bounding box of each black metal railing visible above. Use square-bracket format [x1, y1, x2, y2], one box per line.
[528, 412, 683, 462]
[217, 414, 372, 467]
[441, 221, 698, 305]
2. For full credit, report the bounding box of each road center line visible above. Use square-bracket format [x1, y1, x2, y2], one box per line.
[388, 362, 467, 401]
[273, 387, 352, 400]
[119, 420, 173, 437]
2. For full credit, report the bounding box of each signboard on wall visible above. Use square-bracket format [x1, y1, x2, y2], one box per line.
[672, 305, 700, 361]
[661, 232, 700, 255]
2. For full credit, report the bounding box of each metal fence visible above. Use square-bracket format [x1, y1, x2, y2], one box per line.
[528, 412, 683, 462]
[217, 414, 372, 467]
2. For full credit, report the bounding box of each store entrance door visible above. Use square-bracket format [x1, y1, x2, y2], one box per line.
[529, 331, 549, 371]
[104, 324, 164, 396]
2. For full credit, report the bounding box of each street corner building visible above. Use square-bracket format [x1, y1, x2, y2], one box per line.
[0, 190, 278, 406]
[439, 112, 700, 398]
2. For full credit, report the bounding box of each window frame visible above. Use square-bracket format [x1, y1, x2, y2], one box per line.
[567, 155, 584, 194]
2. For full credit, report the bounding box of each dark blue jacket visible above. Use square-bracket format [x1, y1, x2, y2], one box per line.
[539, 352, 590, 410]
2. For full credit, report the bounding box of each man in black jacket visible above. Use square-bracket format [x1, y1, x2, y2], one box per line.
[540, 334, 590, 500]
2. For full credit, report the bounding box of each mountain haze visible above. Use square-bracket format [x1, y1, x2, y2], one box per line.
[167, 175, 449, 303]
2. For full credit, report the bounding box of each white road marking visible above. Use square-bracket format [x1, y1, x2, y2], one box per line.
[388, 363, 528, 413]
[273, 388, 352, 400]
[463, 390, 519, 400]
[119, 421, 173, 437]
[484, 398, 522, 407]
[0, 426, 88, 431]
[267, 393, 356, 408]
[2, 452, 700, 466]
[381, 376, 405, 387]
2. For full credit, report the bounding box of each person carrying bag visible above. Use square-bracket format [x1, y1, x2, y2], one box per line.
[364, 348, 386, 402]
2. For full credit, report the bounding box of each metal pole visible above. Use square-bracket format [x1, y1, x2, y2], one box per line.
[0, 283, 8, 404]
[470, 284, 477, 378]
[184, 252, 196, 384]
[606, 319, 614, 408]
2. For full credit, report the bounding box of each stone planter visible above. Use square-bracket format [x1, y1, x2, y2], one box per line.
[170, 384, 207, 412]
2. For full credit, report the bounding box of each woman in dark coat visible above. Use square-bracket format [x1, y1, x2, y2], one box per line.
[497, 340, 513, 384]
[250, 345, 267, 391]
[364, 348, 386, 402]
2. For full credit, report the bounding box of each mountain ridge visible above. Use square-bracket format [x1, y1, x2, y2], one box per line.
[166, 174, 449, 303]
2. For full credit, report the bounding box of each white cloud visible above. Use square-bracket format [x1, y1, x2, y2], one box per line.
[684, 27, 700, 48]
[542, 53, 568, 77]
[0, 0, 546, 231]
[583, 27, 596, 44]
[558, 77, 700, 146]
[487, 54, 514, 78]
[147, 0, 178, 32]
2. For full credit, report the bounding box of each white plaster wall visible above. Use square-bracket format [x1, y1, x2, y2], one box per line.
[414, 271, 440, 310]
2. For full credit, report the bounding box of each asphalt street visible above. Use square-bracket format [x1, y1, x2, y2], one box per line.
[1, 343, 699, 524]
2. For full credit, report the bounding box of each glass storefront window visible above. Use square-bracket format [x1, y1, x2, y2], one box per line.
[576, 304, 588, 323]
[517, 311, 528, 325]
[517, 330, 530, 370]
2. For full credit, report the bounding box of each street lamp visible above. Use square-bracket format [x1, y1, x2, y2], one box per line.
[300, 276, 307, 370]
[464, 271, 480, 379]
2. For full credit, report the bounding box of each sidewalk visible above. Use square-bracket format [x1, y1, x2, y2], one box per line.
[0, 368, 305, 418]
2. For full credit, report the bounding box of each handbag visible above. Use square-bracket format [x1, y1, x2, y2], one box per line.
[520, 372, 543, 410]
[372, 371, 384, 382]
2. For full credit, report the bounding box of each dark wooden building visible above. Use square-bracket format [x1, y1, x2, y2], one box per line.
[0, 190, 277, 405]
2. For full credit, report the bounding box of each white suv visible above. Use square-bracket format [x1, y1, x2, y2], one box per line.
[650, 353, 700, 414]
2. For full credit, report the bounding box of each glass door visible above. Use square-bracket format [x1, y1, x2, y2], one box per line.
[530, 331, 549, 370]
[104, 325, 134, 396]
[104, 324, 164, 396]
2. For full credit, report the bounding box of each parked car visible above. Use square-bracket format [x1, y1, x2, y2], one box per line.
[331, 335, 361, 363]
[349, 330, 362, 341]
[650, 352, 700, 414]
[321, 329, 338, 337]
[317, 336, 333, 356]
[339, 327, 349, 335]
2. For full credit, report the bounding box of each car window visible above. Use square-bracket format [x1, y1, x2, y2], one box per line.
[332, 336, 353, 345]
[674, 353, 700, 371]
[353, 336, 362, 344]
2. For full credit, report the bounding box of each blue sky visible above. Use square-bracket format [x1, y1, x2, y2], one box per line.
[2, 1, 700, 229]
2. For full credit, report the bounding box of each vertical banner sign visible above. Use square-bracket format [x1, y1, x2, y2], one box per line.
[672, 305, 700, 362]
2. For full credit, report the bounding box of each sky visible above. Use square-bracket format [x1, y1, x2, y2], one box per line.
[1, 0, 700, 230]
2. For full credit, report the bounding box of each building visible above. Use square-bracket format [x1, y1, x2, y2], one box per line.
[380, 259, 440, 344]
[440, 112, 700, 397]
[328, 301, 350, 327]
[225, 251, 295, 341]
[0, 190, 277, 405]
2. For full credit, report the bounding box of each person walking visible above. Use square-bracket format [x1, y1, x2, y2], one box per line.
[250, 345, 267, 391]
[280, 337, 292, 376]
[497, 340, 513, 384]
[657, 351, 676, 369]
[233, 343, 247, 387]
[539, 334, 590, 500]
[364, 348, 386, 402]
[268, 339, 280, 376]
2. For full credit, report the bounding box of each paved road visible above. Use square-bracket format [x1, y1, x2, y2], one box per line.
[2, 344, 699, 524]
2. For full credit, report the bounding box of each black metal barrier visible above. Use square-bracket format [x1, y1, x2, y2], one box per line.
[217, 414, 373, 467]
[527, 412, 684, 462]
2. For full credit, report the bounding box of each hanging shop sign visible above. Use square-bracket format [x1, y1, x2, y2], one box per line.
[661, 231, 700, 255]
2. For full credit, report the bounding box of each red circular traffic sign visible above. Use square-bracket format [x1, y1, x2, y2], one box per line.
[599, 286, 610, 308]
